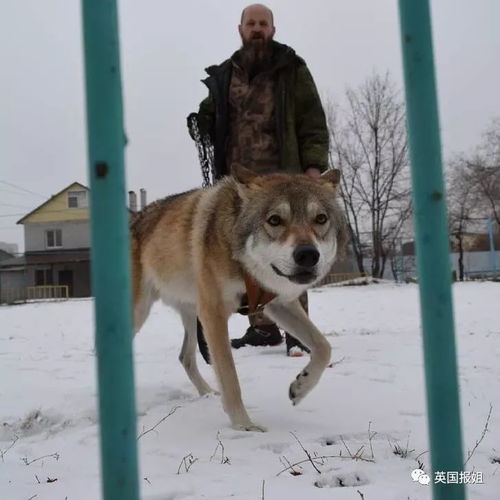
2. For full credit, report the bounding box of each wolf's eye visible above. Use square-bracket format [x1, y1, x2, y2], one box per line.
[315, 214, 328, 224]
[267, 214, 282, 226]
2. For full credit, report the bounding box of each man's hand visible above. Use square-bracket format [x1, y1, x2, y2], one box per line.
[304, 166, 322, 179]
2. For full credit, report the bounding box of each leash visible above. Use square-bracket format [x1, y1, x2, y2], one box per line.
[187, 112, 215, 188]
[188, 114, 277, 360]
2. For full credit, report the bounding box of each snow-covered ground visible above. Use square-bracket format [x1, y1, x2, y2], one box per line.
[1, 281, 499, 499]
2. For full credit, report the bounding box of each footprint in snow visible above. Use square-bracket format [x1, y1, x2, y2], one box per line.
[314, 469, 369, 488]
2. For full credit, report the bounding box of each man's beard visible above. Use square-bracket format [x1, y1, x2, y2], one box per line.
[240, 36, 273, 76]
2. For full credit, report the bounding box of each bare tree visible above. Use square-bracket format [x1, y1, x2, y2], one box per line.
[447, 159, 477, 280]
[446, 119, 500, 279]
[466, 119, 500, 225]
[387, 208, 414, 280]
[328, 72, 412, 278]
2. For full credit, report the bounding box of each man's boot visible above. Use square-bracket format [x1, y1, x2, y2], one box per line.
[231, 323, 283, 349]
[285, 332, 310, 357]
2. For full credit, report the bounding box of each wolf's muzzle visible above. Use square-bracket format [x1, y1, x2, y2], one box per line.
[271, 264, 317, 285]
[270, 245, 320, 285]
[293, 244, 320, 268]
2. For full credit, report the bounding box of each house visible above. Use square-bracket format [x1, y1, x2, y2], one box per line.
[0, 182, 91, 302]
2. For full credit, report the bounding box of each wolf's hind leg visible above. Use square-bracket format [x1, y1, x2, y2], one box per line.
[265, 299, 331, 406]
[178, 305, 216, 396]
[133, 281, 158, 334]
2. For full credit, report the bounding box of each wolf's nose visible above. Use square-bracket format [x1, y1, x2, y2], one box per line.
[293, 244, 320, 268]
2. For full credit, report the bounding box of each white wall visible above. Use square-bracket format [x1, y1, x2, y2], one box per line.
[24, 220, 90, 252]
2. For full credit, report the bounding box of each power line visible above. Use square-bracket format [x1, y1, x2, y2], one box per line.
[0, 188, 38, 197]
[0, 181, 48, 199]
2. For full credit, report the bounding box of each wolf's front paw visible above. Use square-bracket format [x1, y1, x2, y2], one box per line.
[200, 388, 220, 398]
[198, 385, 219, 397]
[289, 369, 314, 405]
[232, 421, 267, 432]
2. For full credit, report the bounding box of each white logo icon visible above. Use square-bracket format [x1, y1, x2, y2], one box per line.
[411, 468, 431, 485]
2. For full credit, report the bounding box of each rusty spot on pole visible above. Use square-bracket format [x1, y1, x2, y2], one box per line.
[96, 162, 108, 178]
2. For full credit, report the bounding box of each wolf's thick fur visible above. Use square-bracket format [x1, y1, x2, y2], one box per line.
[131, 167, 347, 431]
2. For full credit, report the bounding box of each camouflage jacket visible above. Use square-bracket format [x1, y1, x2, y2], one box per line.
[197, 41, 329, 180]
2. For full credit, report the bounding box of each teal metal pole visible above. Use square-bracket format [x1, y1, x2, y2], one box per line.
[81, 2, 139, 499]
[398, 2, 466, 499]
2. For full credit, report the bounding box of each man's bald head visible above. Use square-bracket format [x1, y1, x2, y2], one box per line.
[240, 4, 274, 26]
[239, 3, 276, 47]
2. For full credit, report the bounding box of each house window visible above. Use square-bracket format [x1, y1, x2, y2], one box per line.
[46, 229, 62, 248]
[35, 269, 53, 286]
[68, 190, 88, 208]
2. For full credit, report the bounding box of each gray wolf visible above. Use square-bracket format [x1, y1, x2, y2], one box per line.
[131, 167, 347, 431]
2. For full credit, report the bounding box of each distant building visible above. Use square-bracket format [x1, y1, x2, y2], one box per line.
[0, 242, 18, 254]
[399, 227, 500, 280]
[0, 248, 15, 262]
[0, 182, 91, 303]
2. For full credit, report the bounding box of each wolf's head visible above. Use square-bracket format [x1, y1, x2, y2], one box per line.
[231, 166, 348, 298]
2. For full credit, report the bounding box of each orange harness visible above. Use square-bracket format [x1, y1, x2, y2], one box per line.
[243, 272, 276, 316]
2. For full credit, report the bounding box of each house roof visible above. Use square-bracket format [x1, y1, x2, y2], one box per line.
[0, 250, 90, 269]
[0, 256, 25, 268]
[26, 251, 90, 265]
[0, 249, 14, 261]
[17, 182, 89, 224]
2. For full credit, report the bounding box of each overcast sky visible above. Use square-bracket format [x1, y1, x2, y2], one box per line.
[1, 0, 499, 253]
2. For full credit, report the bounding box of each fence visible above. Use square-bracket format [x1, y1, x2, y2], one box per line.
[1, 285, 69, 304]
[81, 1, 466, 499]
[317, 271, 369, 286]
[1, 288, 28, 304]
[27, 285, 69, 300]
[464, 269, 500, 280]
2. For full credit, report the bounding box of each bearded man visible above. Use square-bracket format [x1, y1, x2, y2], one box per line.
[194, 3, 329, 355]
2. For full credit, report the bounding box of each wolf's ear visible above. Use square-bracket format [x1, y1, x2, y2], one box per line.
[320, 168, 341, 192]
[231, 164, 258, 186]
